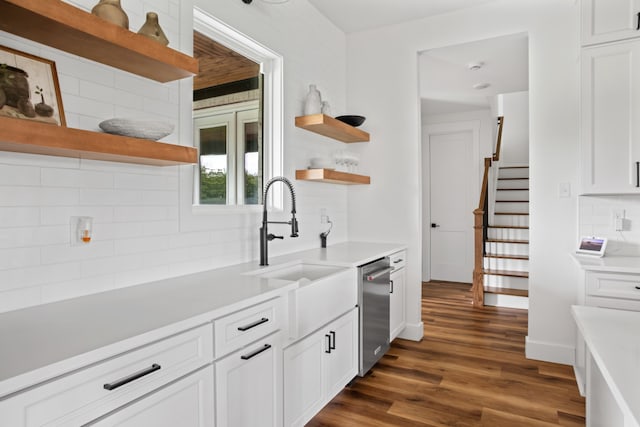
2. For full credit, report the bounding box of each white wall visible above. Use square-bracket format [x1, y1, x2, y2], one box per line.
[500, 91, 530, 166]
[346, 0, 580, 362]
[0, 0, 349, 312]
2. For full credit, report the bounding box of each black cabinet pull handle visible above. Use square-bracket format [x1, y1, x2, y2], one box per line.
[637, 12, 640, 30]
[330, 331, 336, 350]
[325, 334, 332, 353]
[104, 364, 161, 391]
[635, 286, 640, 290]
[241, 343, 272, 360]
[237, 317, 269, 331]
[393, 259, 403, 263]
[390, 279, 394, 294]
[635, 162, 639, 187]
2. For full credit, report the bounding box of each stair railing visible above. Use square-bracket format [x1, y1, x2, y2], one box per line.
[472, 116, 504, 307]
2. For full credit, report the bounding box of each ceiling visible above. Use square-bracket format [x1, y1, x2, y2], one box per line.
[419, 33, 529, 116]
[307, 0, 498, 34]
[193, 31, 260, 91]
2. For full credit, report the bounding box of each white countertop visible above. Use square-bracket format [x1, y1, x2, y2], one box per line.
[0, 241, 404, 397]
[571, 253, 640, 274]
[572, 305, 640, 427]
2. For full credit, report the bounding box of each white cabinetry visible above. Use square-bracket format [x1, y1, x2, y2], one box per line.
[574, 268, 640, 395]
[582, 0, 640, 46]
[581, 39, 640, 194]
[215, 332, 282, 427]
[389, 250, 406, 341]
[283, 308, 358, 427]
[0, 324, 214, 427]
[91, 366, 214, 427]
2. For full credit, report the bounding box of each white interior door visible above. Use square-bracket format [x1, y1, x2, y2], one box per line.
[429, 131, 473, 283]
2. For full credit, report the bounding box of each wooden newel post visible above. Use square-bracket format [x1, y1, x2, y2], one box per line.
[472, 208, 485, 307]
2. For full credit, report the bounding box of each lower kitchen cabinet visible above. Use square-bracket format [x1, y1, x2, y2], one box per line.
[91, 365, 214, 427]
[390, 263, 406, 341]
[283, 308, 358, 427]
[214, 331, 282, 427]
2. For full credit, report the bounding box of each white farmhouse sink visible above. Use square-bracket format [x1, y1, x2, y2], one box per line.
[246, 262, 357, 340]
[257, 263, 345, 283]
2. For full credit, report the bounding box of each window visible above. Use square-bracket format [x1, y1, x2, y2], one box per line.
[194, 101, 262, 205]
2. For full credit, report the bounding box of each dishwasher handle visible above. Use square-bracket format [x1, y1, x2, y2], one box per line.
[366, 267, 393, 281]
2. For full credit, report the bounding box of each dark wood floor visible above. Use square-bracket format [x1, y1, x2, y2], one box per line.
[307, 281, 585, 426]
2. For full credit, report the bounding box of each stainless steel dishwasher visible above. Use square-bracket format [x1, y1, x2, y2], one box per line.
[358, 257, 392, 376]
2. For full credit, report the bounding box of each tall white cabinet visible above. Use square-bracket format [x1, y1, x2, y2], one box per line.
[581, 0, 640, 194]
[582, 0, 640, 46]
[389, 250, 407, 341]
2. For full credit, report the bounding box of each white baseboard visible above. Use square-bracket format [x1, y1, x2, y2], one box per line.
[397, 321, 424, 341]
[525, 336, 574, 365]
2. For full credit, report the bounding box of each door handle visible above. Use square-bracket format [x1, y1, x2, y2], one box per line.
[431, 223, 440, 228]
[637, 12, 640, 30]
[329, 331, 336, 350]
[104, 364, 161, 391]
[366, 267, 393, 281]
[241, 344, 272, 360]
[390, 280, 394, 294]
[635, 161, 639, 187]
[325, 334, 332, 353]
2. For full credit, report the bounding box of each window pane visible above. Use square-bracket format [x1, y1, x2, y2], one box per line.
[199, 126, 227, 205]
[243, 121, 261, 204]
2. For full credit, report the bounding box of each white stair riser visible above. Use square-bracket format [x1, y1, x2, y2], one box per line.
[492, 215, 529, 227]
[498, 168, 529, 179]
[483, 274, 529, 290]
[484, 257, 529, 271]
[495, 202, 529, 214]
[485, 242, 529, 256]
[488, 228, 529, 240]
[495, 190, 529, 201]
[484, 293, 529, 309]
[497, 179, 529, 189]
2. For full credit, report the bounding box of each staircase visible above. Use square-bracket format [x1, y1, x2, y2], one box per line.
[483, 166, 529, 309]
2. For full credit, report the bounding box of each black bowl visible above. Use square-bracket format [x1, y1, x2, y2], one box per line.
[335, 115, 366, 127]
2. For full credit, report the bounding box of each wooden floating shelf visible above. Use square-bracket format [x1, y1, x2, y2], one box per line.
[296, 169, 370, 185]
[0, 117, 197, 166]
[0, 0, 198, 83]
[295, 114, 369, 143]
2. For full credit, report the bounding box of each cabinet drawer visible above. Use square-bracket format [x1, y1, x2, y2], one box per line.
[586, 271, 640, 301]
[0, 324, 213, 427]
[214, 297, 284, 359]
[390, 250, 406, 271]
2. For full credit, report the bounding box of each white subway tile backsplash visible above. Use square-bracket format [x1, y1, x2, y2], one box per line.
[0, 247, 41, 270]
[0, 287, 42, 313]
[0, 262, 81, 292]
[40, 275, 115, 305]
[0, 208, 40, 228]
[41, 241, 115, 265]
[579, 195, 640, 256]
[0, 188, 78, 207]
[0, 226, 69, 249]
[41, 206, 114, 226]
[42, 169, 114, 189]
[63, 93, 115, 120]
[114, 172, 179, 191]
[0, 164, 41, 186]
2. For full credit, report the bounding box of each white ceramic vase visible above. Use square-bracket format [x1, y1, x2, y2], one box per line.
[304, 84, 322, 115]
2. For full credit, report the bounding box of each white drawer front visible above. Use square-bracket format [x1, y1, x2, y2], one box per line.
[390, 250, 406, 271]
[0, 324, 213, 427]
[214, 298, 283, 359]
[586, 272, 640, 301]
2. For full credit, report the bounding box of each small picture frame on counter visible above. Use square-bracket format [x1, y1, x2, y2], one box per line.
[0, 45, 66, 126]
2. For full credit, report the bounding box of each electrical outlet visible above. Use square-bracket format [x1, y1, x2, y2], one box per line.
[613, 209, 625, 231]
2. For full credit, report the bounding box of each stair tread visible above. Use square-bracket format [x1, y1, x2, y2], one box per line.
[484, 286, 529, 297]
[486, 238, 529, 244]
[495, 200, 529, 203]
[484, 269, 529, 278]
[488, 225, 529, 229]
[498, 177, 529, 180]
[495, 212, 529, 216]
[499, 166, 529, 169]
[497, 188, 529, 191]
[485, 254, 529, 260]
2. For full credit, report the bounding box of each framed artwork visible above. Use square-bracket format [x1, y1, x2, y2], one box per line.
[0, 45, 65, 126]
